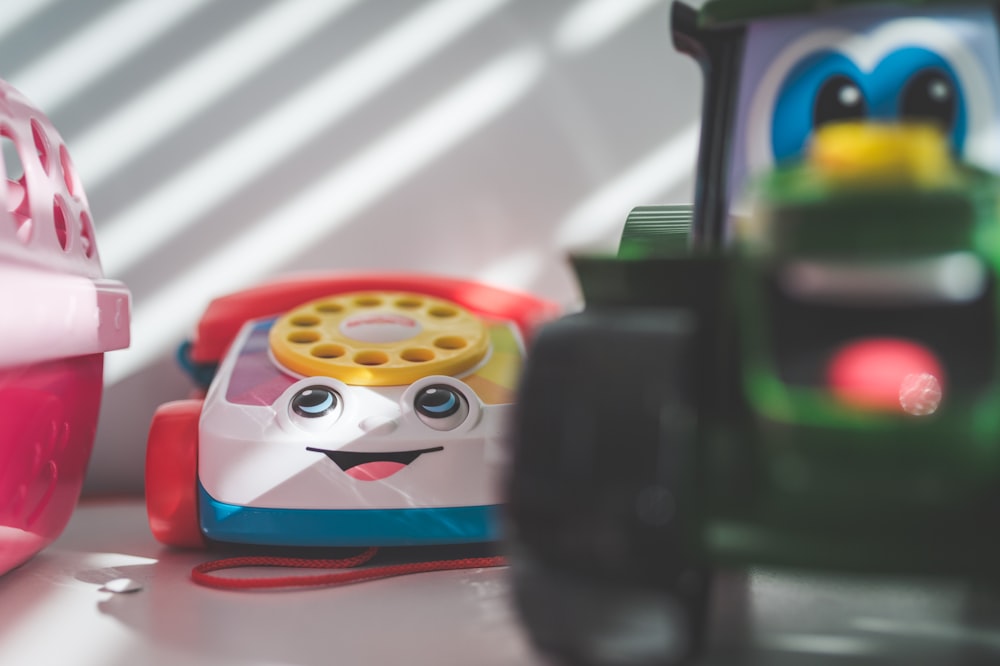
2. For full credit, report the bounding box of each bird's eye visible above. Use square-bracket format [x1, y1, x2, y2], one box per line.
[813, 74, 868, 129]
[900, 68, 958, 132]
[291, 386, 339, 418]
[769, 51, 866, 162]
[414, 385, 469, 431]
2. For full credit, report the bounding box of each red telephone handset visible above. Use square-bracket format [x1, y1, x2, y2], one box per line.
[188, 272, 561, 365]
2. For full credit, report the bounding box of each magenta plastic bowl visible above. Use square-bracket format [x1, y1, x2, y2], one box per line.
[0, 81, 130, 575]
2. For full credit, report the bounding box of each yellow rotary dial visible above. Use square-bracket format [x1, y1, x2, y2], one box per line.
[269, 291, 490, 386]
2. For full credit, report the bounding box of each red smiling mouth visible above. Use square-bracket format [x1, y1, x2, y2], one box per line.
[306, 446, 443, 481]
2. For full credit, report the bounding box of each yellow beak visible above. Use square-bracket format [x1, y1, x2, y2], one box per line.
[808, 121, 955, 187]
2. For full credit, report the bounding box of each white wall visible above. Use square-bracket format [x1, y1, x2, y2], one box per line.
[3, 0, 703, 494]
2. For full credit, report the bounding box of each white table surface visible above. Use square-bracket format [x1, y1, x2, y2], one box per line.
[0, 498, 544, 666]
[4, 498, 1000, 665]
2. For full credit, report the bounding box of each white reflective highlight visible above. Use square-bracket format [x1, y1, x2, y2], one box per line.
[553, 0, 661, 54]
[854, 616, 1000, 649]
[779, 252, 988, 304]
[760, 633, 885, 657]
[899, 372, 942, 416]
[556, 122, 700, 252]
[475, 248, 548, 293]
[100, 578, 143, 594]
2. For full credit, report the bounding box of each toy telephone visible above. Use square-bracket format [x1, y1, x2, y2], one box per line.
[146, 272, 559, 551]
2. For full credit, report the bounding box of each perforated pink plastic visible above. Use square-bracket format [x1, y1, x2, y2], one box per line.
[0, 79, 130, 575]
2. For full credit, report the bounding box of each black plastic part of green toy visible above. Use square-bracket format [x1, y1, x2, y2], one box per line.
[510, 551, 712, 666]
[506, 308, 711, 665]
[671, 1, 745, 250]
[618, 205, 693, 259]
[698, 0, 990, 28]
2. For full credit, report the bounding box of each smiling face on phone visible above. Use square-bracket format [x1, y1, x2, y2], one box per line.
[198, 296, 527, 515]
[724, 6, 1000, 226]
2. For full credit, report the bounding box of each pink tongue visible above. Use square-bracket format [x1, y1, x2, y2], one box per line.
[345, 461, 407, 481]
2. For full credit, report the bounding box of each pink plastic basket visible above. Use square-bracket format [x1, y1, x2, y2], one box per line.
[0, 80, 130, 575]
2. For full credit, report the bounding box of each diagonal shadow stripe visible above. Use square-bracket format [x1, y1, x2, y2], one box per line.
[68, 0, 362, 189]
[8, 0, 207, 114]
[95, 0, 514, 278]
[0, 0, 120, 79]
[105, 47, 545, 387]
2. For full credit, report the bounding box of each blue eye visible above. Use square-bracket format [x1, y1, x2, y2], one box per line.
[414, 385, 469, 430]
[878, 47, 966, 151]
[771, 47, 968, 164]
[772, 51, 865, 162]
[292, 386, 338, 418]
[417, 387, 458, 416]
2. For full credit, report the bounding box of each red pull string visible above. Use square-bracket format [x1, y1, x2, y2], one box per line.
[191, 548, 507, 590]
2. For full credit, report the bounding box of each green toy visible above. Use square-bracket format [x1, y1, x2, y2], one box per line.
[507, 1, 1000, 663]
